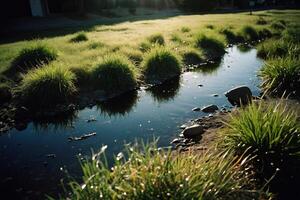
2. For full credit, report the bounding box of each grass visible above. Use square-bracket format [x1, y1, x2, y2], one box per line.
[181, 47, 204, 65]
[181, 26, 191, 33]
[240, 25, 259, 41]
[19, 64, 77, 109]
[62, 142, 266, 200]
[257, 28, 273, 39]
[147, 33, 165, 45]
[70, 32, 88, 42]
[91, 54, 137, 93]
[194, 33, 226, 59]
[221, 101, 300, 184]
[259, 56, 300, 96]
[0, 84, 12, 104]
[256, 17, 268, 25]
[257, 39, 288, 58]
[271, 21, 286, 31]
[142, 47, 181, 83]
[219, 28, 240, 44]
[10, 43, 57, 73]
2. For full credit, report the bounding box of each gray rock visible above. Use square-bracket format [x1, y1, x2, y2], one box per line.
[182, 124, 204, 138]
[192, 107, 201, 111]
[225, 86, 252, 106]
[201, 104, 219, 113]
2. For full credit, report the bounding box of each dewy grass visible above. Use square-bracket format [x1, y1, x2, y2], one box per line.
[142, 47, 181, 83]
[259, 56, 300, 96]
[222, 101, 300, 174]
[20, 64, 77, 109]
[194, 33, 226, 60]
[12, 43, 57, 71]
[62, 142, 266, 200]
[147, 33, 165, 45]
[91, 54, 137, 93]
[70, 32, 88, 43]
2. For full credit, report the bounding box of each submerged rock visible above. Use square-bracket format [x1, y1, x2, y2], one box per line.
[225, 85, 252, 106]
[201, 105, 219, 113]
[182, 124, 204, 138]
[68, 132, 97, 141]
[192, 107, 201, 111]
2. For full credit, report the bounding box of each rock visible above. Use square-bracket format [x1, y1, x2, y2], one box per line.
[198, 84, 203, 87]
[225, 86, 252, 106]
[0, 86, 12, 104]
[46, 154, 56, 158]
[68, 132, 97, 141]
[182, 124, 204, 138]
[201, 105, 219, 113]
[192, 107, 201, 111]
[212, 94, 219, 97]
[171, 138, 182, 144]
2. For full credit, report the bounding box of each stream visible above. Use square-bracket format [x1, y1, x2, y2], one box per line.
[0, 45, 263, 199]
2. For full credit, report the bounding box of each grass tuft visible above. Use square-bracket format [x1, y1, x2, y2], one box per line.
[142, 47, 181, 83]
[70, 32, 88, 43]
[63, 142, 265, 200]
[194, 34, 226, 59]
[91, 54, 137, 93]
[181, 47, 204, 65]
[240, 25, 259, 41]
[256, 17, 268, 25]
[259, 56, 300, 96]
[12, 44, 57, 72]
[271, 21, 286, 31]
[147, 33, 165, 45]
[219, 28, 240, 44]
[181, 26, 191, 33]
[20, 64, 77, 109]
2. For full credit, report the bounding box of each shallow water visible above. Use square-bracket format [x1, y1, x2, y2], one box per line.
[0, 46, 263, 199]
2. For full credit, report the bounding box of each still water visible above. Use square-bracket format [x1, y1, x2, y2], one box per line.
[0, 46, 262, 199]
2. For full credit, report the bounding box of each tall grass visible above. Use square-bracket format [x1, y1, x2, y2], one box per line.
[70, 32, 88, 42]
[20, 64, 77, 109]
[12, 44, 57, 71]
[256, 17, 268, 25]
[257, 39, 287, 58]
[147, 33, 165, 45]
[91, 55, 137, 93]
[194, 34, 226, 60]
[181, 47, 204, 65]
[222, 101, 300, 177]
[259, 56, 300, 96]
[142, 47, 181, 83]
[63, 142, 265, 200]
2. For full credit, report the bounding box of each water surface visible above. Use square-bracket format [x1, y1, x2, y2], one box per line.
[0, 46, 262, 199]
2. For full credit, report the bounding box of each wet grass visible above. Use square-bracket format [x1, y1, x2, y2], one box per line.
[61, 142, 267, 200]
[142, 47, 181, 83]
[19, 64, 77, 109]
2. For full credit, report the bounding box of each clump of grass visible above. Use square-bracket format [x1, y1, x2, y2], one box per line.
[20, 64, 77, 109]
[139, 41, 152, 52]
[70, 32, 88, 43]
[181, 48, 204, 65]
[220, 28, 240, 44]
[181, 26, 191, 33]
[69, 66, 91, 87]
[282, 25, 300, 43]
[194, 34, 226, 59]
[64, 142, 265, 200]
[12, 44, 57, 71]
[147, 33, 165, 45]
[88, 42, 105, 49]
[91, 55, 137, 93]
[222, 101, 300, 179]
[258, 28, 273, 39]
[271, 21, 286, 30]
[257, 39, 299, 59]
[142, 47, 181, 83]
[259, 56, 300, 96]
[120, 48, 143, 66]
[240, 25, 259, 41]
[256, 17, 268, 25]
[170, 33, 183, 43]
[206, 24, 215, 29]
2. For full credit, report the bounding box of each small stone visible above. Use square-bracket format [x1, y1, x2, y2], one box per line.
[192, 107, 201, 111]
[198, 84, 203, 87]
[212, 94, 219, 97]
[201, 105, 219, 113]
[182, 124, 204, 138]
[46, 154, 56, 158]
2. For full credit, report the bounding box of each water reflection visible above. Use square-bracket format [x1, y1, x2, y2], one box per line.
[32, 110, 78, 131]
[96, 91, 138, 117]
[147, 76, 181, 103]
[237, 44, 252, 53]
[194, 61, 222, 75]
